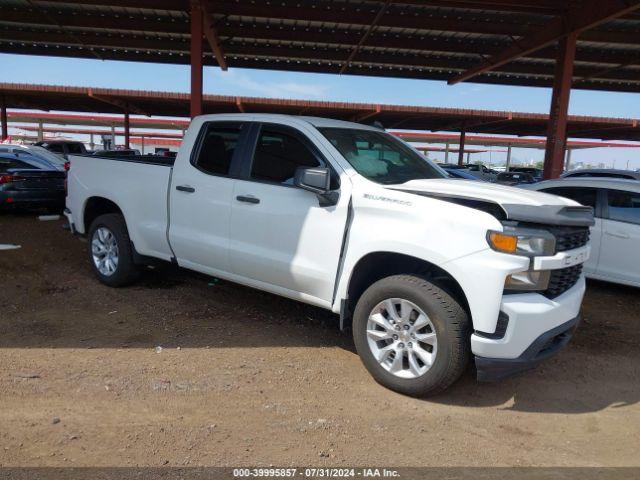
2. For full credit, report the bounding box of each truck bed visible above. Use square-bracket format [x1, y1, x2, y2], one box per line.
[66, 153, 175, 261]
[82, 154, 176, 167]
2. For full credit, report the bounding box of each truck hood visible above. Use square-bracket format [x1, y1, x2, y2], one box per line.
[386, 179, 594, 227]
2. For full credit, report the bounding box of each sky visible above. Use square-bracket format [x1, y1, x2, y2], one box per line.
[2, 53, 640, 169]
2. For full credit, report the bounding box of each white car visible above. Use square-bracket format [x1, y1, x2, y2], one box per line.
[525, 178, 640, 288]
[65, 114, 593, 396]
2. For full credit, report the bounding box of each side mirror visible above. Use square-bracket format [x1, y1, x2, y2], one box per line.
[294, 167, 330, 193]
[294, 167, 338, 206]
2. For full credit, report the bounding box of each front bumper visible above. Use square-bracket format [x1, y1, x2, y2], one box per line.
[476, 315, 580, 382]
[472, 275, 585, 381]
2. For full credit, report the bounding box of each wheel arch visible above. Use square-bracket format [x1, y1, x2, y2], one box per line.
[342, 251, 470, 330]
[83, 196, 124, 234]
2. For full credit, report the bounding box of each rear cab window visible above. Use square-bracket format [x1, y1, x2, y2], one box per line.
[47, 144, 65, 154]
[67, 143, 85, 154]
[192, 123, 244, 176]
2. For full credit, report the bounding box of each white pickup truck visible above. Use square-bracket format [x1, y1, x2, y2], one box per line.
[65, 114, 593, 396]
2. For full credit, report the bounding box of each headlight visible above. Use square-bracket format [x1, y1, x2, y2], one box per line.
[487, 227, 555, 257]
[505, 270, 551, 291]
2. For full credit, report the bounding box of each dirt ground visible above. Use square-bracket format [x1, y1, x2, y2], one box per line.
[0, 213, 639, 468]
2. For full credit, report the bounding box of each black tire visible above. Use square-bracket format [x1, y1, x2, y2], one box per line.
[87, 213, 140, 287]
[352, 274, 470, 397]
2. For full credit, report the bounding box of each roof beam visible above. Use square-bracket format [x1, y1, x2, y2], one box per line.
[4, 25, 639, 67]
[448, 0, 640, 85]
[39, 0, 566, 15]
[574, 57, 640, 85]
[0, 3, 543, 38]
[4, 3, 639, 46]
[352, 105, 382, 122]
[21, 0, 105, 61]
[199, 0, 228, 71]
[3, 42, 640, 93]
[340, 0, 390, 74]
[396, 0, 566, 14]
[87, 89, 149, 116]
[235, 97, 245, 113]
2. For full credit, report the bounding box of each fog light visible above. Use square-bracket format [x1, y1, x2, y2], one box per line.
[505, 270, 551, 291]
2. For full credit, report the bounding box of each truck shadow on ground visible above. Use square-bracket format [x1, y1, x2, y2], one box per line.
[4, 263, 639, 415]
[1, 215, 639, 416]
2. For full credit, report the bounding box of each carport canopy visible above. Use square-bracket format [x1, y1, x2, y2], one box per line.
[1, 0, 640, 177]
[2, 83, 640, 142]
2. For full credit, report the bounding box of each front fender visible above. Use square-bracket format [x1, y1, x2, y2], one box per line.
[332, 185, 528, 334]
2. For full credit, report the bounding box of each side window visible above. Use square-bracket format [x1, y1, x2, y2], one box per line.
[543, 187, 598, 210]
[47, 144, 65, 154]
[607, 190, 640, 225]
[250, 127, 321, 185]
[67, 143, 84, 154]
[193, 124, 242, 176]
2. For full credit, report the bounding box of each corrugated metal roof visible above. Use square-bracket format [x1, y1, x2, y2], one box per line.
[0, 0, 638, 91]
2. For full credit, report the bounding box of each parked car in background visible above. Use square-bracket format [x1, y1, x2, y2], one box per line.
[0, 151, 66, 212]
[34, 140, 87, 158]
[495, 171, 536, 186]
[0, 144, 66, 171]
[525, 178, 640, 288]
[464, 163, 499, 181]
[29, 145, 69, 170]
[561, 168, 640, 181]
[65, 113, 593, 396]
[439, 165, 480, 180]
[510, 167, 543, 182]
[437, 163, 494, 181]
[442, 167, 480, 181]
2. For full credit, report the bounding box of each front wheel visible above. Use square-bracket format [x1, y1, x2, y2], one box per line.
[352, 274, 470, 397]
[88, 213, 140, 287]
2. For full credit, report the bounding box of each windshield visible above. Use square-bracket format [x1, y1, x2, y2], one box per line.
[319, 128, 446, 185]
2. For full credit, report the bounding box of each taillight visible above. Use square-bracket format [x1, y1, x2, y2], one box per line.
[64, 161, 70, 171]
[0, 174, 25, 184]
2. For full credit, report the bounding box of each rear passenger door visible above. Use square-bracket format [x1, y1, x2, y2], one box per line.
[541, 186, 601, 275]
[598, 189, 640, 285]
[228, 123, 350, 306]
[169, 122, 249, 275]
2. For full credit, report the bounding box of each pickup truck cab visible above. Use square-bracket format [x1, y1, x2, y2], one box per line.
[65, 114, 594, 396]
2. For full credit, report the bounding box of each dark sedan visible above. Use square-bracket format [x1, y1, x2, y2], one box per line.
[0, 153, 66, 212]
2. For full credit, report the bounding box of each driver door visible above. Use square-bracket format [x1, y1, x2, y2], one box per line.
[228, 123, 350, 306]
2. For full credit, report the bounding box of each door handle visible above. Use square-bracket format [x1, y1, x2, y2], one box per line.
[605, 231, 630, 239]
[236, 195, 260, 204]
[176, 185, 195, 193]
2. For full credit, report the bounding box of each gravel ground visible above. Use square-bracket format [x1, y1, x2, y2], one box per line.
[0, 213, 639, 467]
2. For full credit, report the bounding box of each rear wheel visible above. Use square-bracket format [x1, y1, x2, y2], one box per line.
[88, 213, 140, 287]
[352, 274, 470, 397]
